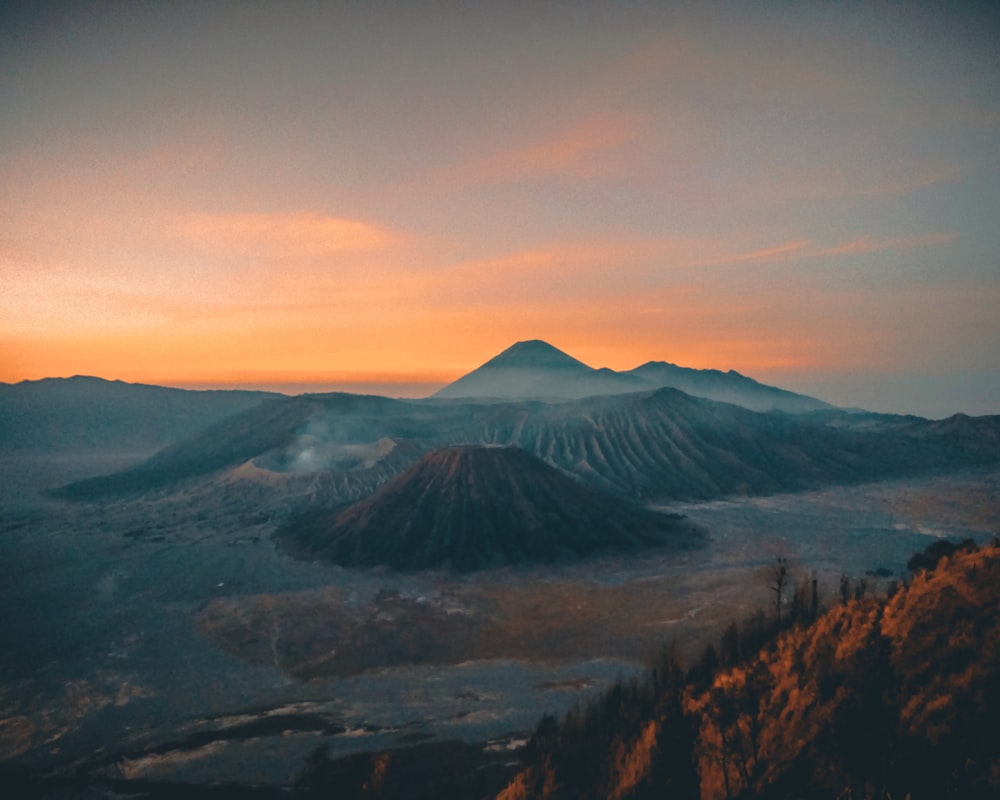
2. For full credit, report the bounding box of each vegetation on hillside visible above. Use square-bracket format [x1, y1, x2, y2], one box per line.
[499, 539, 1000, 799]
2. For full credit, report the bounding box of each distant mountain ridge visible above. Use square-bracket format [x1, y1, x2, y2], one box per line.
[432, 340, 831, 413]
[0, 375, 279, 454]
[277, 445, 703, 571]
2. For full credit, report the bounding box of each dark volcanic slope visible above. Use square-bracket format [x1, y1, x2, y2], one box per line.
[276, 445, 702, 571]
[50, 392, 470, 500]
[459, 389, 1000, 501]
[49, 394, 325, 498]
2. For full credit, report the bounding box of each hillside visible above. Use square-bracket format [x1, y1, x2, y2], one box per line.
[276, 445, 702, 571]
[49, 393, 325, 498]
[496, 542, 1000, 800]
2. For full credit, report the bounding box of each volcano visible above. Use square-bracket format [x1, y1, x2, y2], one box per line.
[432, 339, 830, 411]
[430, 339, 644, 401]
[275, 445, 703, 571]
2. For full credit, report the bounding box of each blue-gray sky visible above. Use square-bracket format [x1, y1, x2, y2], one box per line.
[2, 1, 998, 417]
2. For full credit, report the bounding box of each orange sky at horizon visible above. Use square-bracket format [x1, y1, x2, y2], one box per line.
[2, 2, 998, 416]
[1, 208, 975, 390]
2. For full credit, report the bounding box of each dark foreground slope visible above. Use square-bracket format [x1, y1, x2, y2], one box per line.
[498, 542, 1000, 800]
[276, 445, 702, 571]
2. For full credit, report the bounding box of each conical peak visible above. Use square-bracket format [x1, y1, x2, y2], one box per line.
[276, 444, 699, 571]
[481, 340, 590, 370]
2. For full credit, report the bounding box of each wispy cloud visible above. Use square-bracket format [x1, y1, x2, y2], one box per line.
[689, 240, 810, 267]
[808, 233, 957, 257]
[396, 237, 671, 308]
[857, 168, 960, 197]
[690, 233, 956, 267]
[174, 212, 402, 259]
[451, 115, 638, 184]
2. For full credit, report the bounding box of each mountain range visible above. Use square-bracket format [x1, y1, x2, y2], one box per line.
[1, 341, 827, 459]
[50, 382, 1000, 513]
[432, 340, 831, 413]
[10, 340, 999, 520]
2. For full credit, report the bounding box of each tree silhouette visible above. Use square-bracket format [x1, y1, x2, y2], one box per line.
[770, 557, 789, 630]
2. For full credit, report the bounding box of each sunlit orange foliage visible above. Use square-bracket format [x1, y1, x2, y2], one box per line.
[685, 547, 1000, 799]
[496, 770, 534, 800]
[607, 720, 660, 800]
[501, 544, 1000, 799]
[881, 547, 1000, 743]
[362, 752, 392, 799]
[496, 756, 560, 800]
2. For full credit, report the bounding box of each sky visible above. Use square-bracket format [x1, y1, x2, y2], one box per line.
[2, 1, 998, 418]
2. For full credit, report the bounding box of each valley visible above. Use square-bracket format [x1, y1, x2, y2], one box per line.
[2, 347, 998, 796]
[1, 448, 997, 794]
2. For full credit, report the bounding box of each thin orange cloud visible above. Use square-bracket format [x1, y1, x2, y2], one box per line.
[858, 167, 960, 197]
[688, 240, 810, 267]
[455, 115, 638, 184]
[808, 233, 957, 258]
[174, 212, 402, 259]
[386, 236, 675, 310]
[690, 232, 956, 267]
[0, 207, 416, 343]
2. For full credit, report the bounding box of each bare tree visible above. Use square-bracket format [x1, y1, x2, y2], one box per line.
[839, 573, 851, 605]
[770, 557, 789, 630]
